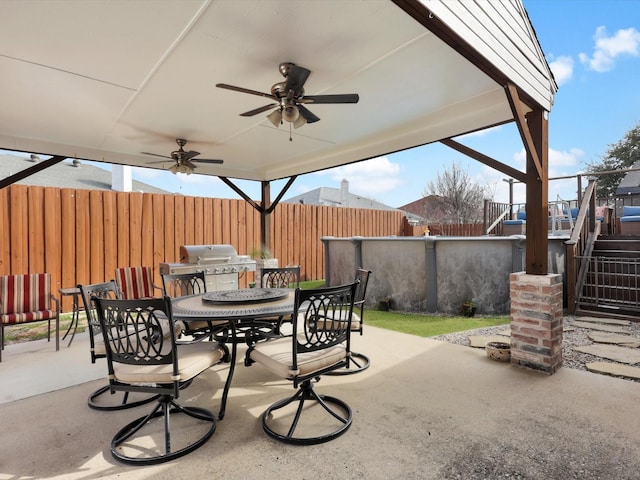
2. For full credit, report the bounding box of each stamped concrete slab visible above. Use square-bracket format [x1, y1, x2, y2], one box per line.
[573, 344, 640, 364]
[575, 316, 631, 326]
[588, 332, 640, 348]
[586, 362, 640, 380]
[572, 321, 630, 334]
[468, 335, 510, 348]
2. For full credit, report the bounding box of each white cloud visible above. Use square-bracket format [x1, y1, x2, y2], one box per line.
[314, 156, 404, 197]
[512, 147, 583, 173]
[485, 146, 584, 204]
[579, 26, 640, 72]
[548, 55, 574, 86]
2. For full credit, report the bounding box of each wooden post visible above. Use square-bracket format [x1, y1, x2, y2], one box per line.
[525, 108, 549, 275]
[260, 181, 271, 254]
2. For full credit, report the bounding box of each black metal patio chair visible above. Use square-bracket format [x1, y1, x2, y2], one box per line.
[92, 296, 229, 465]
[245, 282, 358, 445]
[78, 281, 159, 411]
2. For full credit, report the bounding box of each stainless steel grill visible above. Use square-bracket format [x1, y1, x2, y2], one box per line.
[159, 244, 256, 292]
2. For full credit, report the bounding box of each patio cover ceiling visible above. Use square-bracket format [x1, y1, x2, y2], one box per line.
[0, 0, 555, 184]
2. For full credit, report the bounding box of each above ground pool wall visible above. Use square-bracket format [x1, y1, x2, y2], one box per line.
[322, 235, 567, 315]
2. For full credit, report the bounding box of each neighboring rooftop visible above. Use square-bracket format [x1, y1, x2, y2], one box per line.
[284, 179, 397, 211]
[398, 195, 450, 224]
[616, 160, 640, 197]
[0, 153, 168, 194]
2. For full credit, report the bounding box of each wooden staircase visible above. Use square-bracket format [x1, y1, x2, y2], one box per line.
[576, 234, 640, 321]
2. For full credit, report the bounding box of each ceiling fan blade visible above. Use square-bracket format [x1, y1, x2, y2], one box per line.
[297, 104, 320, 124]
[216, 83, 276, 100]
[285, 65, 311, 97]
[301, 93, 359, 104]
[181, 150, 200, 162]
[193, 158, 224, 165]
[240, 103, 278, 116]
[141, 152, 171, 159]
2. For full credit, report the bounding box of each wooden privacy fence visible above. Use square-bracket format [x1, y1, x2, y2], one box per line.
[402, 218, 484, 237]
[0, 184, 404, 311]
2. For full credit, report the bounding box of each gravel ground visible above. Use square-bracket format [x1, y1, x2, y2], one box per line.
[430, 315, 640, 382]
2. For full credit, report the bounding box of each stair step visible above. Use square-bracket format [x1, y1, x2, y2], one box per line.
[574, 316, 631, 326]
[591, 249, 640, 258]
[576, 306, 640, 322]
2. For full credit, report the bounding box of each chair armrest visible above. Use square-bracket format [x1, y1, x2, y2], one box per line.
[50, 293, 60, 315]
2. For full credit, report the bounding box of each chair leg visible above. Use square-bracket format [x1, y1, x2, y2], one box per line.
[88, 384, 159, 411]
[262, 379, 352, 445]
[111, 394, 216, 465]
[325, 351, 370, 376]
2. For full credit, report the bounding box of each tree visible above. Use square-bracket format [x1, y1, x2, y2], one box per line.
[587, 121, 640, 200]
[423, 162, 490, 224]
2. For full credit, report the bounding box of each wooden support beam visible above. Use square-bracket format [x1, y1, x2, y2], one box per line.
[505, 83, 543, 181]
[441, 138, 526, 183]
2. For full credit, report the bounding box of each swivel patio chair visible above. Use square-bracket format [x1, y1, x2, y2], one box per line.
[78, 281, 159, 411]
[326, 268, 372, 375]
[246, 282, 358, 445]
[259, 266, 301, 290]
[257, 266, 300, 336]
[161, 271, 230, 346]
[161, 271, 208, 336]
[114, 266, 162, 300]
[92, 296, 228, 465]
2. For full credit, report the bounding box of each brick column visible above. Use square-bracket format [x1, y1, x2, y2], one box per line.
[509, 272, 563, 374]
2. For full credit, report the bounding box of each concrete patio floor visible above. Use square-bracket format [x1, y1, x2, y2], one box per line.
[1, 326, 640, 479]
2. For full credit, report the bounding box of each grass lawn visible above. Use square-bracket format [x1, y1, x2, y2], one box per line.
[365, 310, 509, 338]
[3, 313, 87, 344]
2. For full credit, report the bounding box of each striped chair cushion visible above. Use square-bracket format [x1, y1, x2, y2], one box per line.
[115, 266, 156, 300]
[0, 274, 54, 325]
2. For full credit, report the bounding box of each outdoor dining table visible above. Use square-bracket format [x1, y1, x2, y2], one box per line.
[171, 288, 295, 419]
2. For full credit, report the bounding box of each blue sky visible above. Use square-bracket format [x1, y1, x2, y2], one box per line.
[5, 0, 640, 209]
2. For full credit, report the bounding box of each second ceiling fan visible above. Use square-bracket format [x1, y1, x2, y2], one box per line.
[216, 62, 359, 130]
[142, 138, 223, 175]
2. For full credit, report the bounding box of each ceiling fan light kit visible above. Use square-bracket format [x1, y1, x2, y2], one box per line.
[266, 109, 282, 127]
[169, 163, 193, 175]
[216, 62, 359, 137]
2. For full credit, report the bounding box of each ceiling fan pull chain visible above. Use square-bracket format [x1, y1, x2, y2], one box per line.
[289, 122, 293, 142]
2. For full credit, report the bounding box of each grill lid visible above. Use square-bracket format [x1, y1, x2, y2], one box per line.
[179, 244, 238, 264]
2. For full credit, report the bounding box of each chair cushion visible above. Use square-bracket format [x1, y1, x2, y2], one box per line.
[623, 206, 640, 217]
[1, 309, 56, 325]
[315, 311, 361, 331]
[115, 266, 156, 299]
[113, 341, 225, 384]
[0, 274, 52, 314]
[182, 319, 229, 332]
[620, 215, 640, 223]
[504, 219, 525, 225]
[249, 335, 347, 379]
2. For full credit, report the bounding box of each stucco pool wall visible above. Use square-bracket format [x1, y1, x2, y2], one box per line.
[323, 235, 567, 315]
